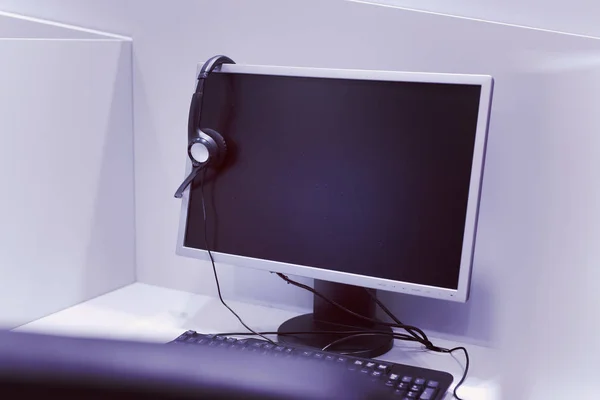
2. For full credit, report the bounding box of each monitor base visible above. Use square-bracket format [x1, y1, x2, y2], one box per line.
[276, 280, 395, 358]
[277, 314, 394, 359]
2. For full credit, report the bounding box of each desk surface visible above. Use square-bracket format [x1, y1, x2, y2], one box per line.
[16, 283, 500, 399]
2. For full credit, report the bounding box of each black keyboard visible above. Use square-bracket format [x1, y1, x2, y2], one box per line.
[171, 330, 453, 400]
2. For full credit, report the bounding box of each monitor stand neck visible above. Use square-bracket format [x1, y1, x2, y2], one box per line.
[277, 280, 393, 358]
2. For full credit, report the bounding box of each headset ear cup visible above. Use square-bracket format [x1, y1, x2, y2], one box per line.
[202, 128, 227, 167]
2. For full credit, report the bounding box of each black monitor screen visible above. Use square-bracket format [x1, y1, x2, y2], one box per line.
[184, 72, 482, 290]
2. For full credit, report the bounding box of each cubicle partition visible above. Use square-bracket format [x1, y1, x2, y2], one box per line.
[0, 12, 135, 329]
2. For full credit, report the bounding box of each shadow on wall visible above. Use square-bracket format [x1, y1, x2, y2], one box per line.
[83, 41, 136, 298]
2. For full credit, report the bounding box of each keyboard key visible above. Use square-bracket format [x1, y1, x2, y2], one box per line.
[252, 343, 263, 348]
[263, 344, 275, 350]
[336, 357, 347, 363]
[414, 378, 426, 386]
[371, 371, 383, 379]
[426, 381, 439, 388]
[215, 336, 226, 341]
[377, 364, 390, 372]
[397, 382, 410, 390]
[349, 360, 364, 370]
[284, 348, 293, 354]
[389, 374, 400, 381]
[325, 355, 335, 362]
[419, 387, 437, 400]
[366, 362, 376, 368]
[401, 376, 413, 383]
[407, 391, 420, 399]
[314, 353, 324, 360]
[226, 338, 236, 344]
[410, 385, 422, 392]
[394, 389, 407, 396]
[360, 368, 371, 374]
[385, 380, 396, 387]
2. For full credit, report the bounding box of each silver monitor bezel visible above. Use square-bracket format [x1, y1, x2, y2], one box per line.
[176, 62, 493, 303]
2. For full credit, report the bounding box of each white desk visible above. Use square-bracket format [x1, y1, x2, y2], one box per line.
[16, 283, 500, 399]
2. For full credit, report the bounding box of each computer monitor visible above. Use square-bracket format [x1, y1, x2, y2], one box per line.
[176, 62, 493, 357]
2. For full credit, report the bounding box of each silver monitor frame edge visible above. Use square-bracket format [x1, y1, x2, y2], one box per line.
[176, 62, 494, 303]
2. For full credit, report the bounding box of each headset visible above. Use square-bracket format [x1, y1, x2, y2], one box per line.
[174, 55, 235, 198]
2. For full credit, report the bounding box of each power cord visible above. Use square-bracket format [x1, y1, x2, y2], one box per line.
[199, 169, 276, 345]
[446, 346, 469, 400]
[216, 330, 415, 338]
[320, 332, 418, 352]
[275, 272, 470, 400]
[216, 330, 420, 349]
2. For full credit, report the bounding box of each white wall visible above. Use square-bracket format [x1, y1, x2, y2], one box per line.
[0, 28, 135, 328]
[2, 2, 600, 398]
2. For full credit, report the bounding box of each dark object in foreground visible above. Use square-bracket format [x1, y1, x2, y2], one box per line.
[0, 330, 390, 399]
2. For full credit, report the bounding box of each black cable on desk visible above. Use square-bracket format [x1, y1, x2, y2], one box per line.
[215, 329, 412, 338]
[320, 332, 420, 352]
